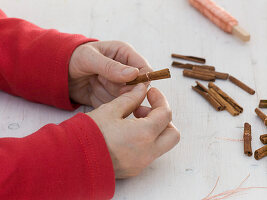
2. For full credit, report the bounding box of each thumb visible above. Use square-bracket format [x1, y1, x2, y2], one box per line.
[109, 83, 147, 118]
[93, 52, 139, 83]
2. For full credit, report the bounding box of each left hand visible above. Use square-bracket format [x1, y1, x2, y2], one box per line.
[86, 84, 180, 178]
[69, 40, 153, 108]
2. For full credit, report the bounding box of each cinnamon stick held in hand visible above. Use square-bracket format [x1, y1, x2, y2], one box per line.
[126, 68, 171, 85]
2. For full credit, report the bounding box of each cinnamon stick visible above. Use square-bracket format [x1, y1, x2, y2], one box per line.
[213, 71, 229, 80]
[208, 82, 243, 113]
[192, 67, 229, 80]
[254, 145, 267, 160]
[259, 100, 267, 108]
[183, 70, 215, 81]
[172, 61, 192, 69]
[126, 68, 171, 85]
[192, 67, 215, 75]
[260, 134, 267, 144]
[207, 89, 227, 110]
[243, 123, 252, 157]
[171, 53, 206, 64]
[172, 61, 215, 71]
[194, 81, 209, 93]
[229, 75, 255, 95]
[192, 81, 223, 111]
[208, 88, 239, 116]
[192, 65, 215, 71]
[255, 108, 267, 126]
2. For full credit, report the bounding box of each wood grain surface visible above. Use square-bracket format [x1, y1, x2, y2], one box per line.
[1, 0, 267, 199]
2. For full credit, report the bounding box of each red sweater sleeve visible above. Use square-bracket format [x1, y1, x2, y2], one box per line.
[0, 10, 115, 199]
[0, 10, 96, 110]
[0, 113, 115, 199]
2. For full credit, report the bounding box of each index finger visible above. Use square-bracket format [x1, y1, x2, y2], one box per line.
[115, 45, 154, 91]
[145, 88, 172, 135]
[126, 47, 153, 74]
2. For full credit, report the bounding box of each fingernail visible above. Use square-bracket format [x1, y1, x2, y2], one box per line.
[122, 67, 138, 76]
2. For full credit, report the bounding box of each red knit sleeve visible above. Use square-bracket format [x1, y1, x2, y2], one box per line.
[0, 10, 97, 110]
[0, 10, 115, 199]
[0, 113, 115, 199]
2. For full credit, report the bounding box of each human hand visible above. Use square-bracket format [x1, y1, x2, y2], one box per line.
[69, 41, 152, 108]
[86, 83, 180, 179]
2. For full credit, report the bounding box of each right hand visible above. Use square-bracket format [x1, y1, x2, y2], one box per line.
[86, 83, 180, 179]
[69, 41, 153, 108]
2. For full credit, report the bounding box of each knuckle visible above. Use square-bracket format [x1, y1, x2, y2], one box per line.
[79, 44, 94, 56]
[113, 40, 132, 48]
[141, 130, 154, 143]
[123, 41, 134, 49]
[115, 44, 132, 62]
[114, 40, 126, 46]
[133, 121, 154, 143]
[166, 108, 172, 121]
[104, 60, 116, 76]
[161, 107, 172, 122]
[147, 120, 158, 135]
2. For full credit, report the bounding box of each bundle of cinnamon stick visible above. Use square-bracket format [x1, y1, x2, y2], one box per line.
[172, 53, 267, 160]
[172, 53, 255, 95]
[192, 81, 243, 116]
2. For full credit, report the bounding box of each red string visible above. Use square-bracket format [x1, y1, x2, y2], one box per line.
[202, 174, 267, 200]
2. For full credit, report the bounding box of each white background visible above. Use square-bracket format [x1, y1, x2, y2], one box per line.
[1, 0, 267, 199]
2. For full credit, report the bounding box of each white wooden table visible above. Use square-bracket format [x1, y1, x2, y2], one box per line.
[1, 0, 267, 199]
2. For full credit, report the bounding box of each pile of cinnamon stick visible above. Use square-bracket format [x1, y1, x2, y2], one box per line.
[171, 53, 246, 116]
[192, 81, 243, 116]
[172, 53, 267, 160]
[172, 53, 255, 95]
